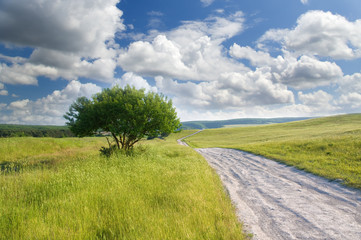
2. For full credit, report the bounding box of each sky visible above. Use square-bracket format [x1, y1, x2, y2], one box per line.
[0, 0, 361, 125]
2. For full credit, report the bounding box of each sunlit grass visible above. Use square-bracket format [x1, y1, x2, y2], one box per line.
[0, 137, 105, 164]
[0, 132, 247, 239]
[185, 114, 361, 189]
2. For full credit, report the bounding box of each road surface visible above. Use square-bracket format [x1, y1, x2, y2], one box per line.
[195, 148, 361, 240]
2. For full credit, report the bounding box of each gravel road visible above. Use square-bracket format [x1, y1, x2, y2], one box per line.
[195, 148, 361, 240]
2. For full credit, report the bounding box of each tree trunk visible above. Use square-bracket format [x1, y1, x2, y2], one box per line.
[111, 132, 120, 149]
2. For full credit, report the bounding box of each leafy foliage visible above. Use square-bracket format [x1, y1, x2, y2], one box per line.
[64, 85, 181, 152]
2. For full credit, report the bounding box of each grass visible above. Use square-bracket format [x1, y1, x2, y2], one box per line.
[0, 132, 247, 239]
[185, 114, 361, 189]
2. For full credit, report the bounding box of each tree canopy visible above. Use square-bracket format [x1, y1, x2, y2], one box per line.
[64, 85, 181, 152]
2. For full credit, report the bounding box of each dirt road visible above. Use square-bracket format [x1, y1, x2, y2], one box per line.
[177, 130, 203, 146]
[195, 148, 361, 240]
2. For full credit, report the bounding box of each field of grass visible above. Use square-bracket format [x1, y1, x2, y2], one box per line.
[0, 132, 247, 239]
[185, 114, 361, 189]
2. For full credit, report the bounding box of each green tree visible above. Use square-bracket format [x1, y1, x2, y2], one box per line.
[64, 85, 181, 152]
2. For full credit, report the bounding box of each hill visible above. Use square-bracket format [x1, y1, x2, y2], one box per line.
[184, 114, 361, 188]
[181, 117, 311, 129]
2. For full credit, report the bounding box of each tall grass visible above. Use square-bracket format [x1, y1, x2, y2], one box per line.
[0, 133, 247, 239]
[185, 114, 361, 189]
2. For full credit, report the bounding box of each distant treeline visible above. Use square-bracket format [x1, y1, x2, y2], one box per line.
[0, 124, 75, 138]
[181, 117, 312, 130]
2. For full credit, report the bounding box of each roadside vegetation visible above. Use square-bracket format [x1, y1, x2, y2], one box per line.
[185, 114, 361, 189]
[0, 131, 247, 239]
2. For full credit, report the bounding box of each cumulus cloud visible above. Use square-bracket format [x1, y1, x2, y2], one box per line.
[118, 10, 351, 119]
[230, 44, 274, 66]
[8, 99, 29, 109]
[118, 35, 191, 79]
[1, 5, 357, 123]
[279, 55, 343, 89]
[298, 90, 333, 107]
[0, 0, 124, 85]
[335, 73, 361, 109]
[0, 0, 124, 54]
[259, 10, 361, 59]
[155, 69, 294, 111]
[337, 93, 361, 109]
[118, 12, 246, 81]
[112, 72, 157, 92]
[0, 62, 57, 85]
[230, 44, 343, 89]
[1, 81, 101, 125]
[338, 73, 361, 94]
[297, 90, 340, 114]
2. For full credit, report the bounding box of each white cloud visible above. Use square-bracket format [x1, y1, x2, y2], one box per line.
[147, 11, 165, 29]
[200, 0, 215, 7]
[298, 90, 333, 107]
[0, 0, 124, 85]
[279, 55, 343, 89]
[9, 99, 30, 109]
[335, 73, 361, 109]
[337, 93, 361, 109]
[230, 44, 274, 66]
[148, 11, 164, 17]
[300, 0, 308, 4]
[112, 72, 157, 92]
[0, 62, 57, 85]
[338, 73, 361, 94]
[1, 81, 102, 125]
[1, 6, 357, 123]
[215, 9, 225, 14]
[230, 44, 343, 89]
[0, 54, 27, 64]
[155, 69, 294, 111]
[118, 35, 190, 79]
[0, 81, 8, 95]
[0, 0, 124, 54]
[118, 10, 351, 120]
[118, 13, 246, 81]
[177, 102, 339, 122]
[259, 10, 361, 60]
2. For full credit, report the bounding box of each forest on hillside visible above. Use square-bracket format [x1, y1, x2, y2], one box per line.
[0, 124, 75, 138]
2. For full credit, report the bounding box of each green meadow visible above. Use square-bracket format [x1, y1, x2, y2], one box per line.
[185, 114, 361, 189]
[0, 132, 247, 239]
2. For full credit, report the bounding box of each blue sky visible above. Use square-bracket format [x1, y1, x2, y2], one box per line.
[0, 0, 361, 124]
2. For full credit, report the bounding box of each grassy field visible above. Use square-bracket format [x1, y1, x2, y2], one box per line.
[0, 132, 247, 239]
[185, 114, 361, 189]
